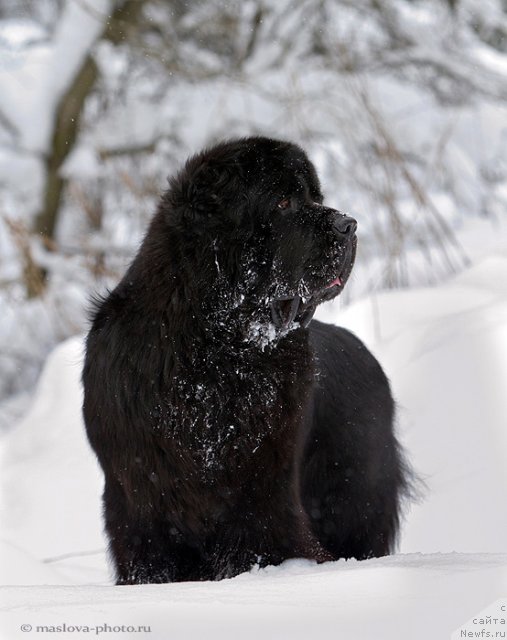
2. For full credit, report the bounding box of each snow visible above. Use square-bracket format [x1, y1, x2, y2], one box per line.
[5, 0, 112, 153]
[1, 253, 507, 638]
[0, 337, 105, 564]
[1, 554, 506, 640]
[245, 319, 278, 350]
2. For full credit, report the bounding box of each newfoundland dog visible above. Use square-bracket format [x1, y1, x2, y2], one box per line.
[83, 136, 410, 584]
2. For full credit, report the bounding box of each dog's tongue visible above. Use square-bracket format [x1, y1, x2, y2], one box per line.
[327, 276, 342, 289]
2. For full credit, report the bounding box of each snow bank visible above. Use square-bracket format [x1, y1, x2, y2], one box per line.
[0, 337, 107, 581]
[1, 554, 506, 640]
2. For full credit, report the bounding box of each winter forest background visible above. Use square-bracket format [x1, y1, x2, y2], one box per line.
[0, 0, 506, 425]
[0, 1, 506, 638]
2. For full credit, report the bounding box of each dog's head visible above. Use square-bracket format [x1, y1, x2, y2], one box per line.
[164, 136, 357, 344]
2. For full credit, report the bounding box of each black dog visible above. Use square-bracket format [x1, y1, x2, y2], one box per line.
[83, 136, 410, 584]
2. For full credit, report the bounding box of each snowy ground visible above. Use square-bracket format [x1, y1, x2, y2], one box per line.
[1, 555, 506, 640]
[1, 251, 507, 639]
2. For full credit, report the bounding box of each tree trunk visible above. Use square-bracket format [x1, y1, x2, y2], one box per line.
[32, 0, 147, 294]
[35, 56, 98, 238]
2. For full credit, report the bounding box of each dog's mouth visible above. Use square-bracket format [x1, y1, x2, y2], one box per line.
[269, 270, 347, 330]
[269, 276, 340, 330]
[270, 237, 356, 331]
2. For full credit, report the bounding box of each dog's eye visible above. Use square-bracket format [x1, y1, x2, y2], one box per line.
[277, 198, 291, 210]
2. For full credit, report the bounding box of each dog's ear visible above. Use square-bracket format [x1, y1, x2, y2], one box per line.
[164, 151, 245, 230]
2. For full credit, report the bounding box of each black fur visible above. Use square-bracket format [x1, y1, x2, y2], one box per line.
[83, 136, 410, 584]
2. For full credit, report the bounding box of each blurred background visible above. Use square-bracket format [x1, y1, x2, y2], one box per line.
[0, 0, 506, 428]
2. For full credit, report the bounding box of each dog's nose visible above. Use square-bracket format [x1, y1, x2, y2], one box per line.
[334, 214, 357, 237]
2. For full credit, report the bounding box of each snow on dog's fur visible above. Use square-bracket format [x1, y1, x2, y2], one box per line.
[83, 137, 411, 584]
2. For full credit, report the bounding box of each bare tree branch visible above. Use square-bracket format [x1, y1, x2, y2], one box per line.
[0, 105, 18, 141]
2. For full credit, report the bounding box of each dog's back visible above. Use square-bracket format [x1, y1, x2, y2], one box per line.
[302, 320, 409, 558]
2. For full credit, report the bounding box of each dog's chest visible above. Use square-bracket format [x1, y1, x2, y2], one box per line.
[153, 336, 314, 476]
